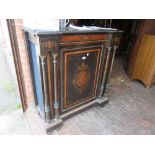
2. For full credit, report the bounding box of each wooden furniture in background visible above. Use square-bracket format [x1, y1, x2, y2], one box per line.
[131, 34, 155, 88]
[126, 19, 155, 76]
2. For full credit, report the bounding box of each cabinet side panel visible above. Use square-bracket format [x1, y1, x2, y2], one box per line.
[30, 42, 44, 112]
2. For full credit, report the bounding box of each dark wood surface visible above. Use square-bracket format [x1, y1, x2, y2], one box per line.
[23, 26, 123, 36]
[62, 47, 102, 112]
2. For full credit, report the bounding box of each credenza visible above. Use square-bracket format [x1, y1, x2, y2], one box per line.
[23, 27, 122, 133]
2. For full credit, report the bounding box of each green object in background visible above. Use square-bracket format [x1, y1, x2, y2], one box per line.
[3, 83, 14, 94]
[15, 102, 22, 109]
[0, 80, 15, 94]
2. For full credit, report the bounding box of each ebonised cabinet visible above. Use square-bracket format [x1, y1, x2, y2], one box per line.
[24, 28, 122, 133]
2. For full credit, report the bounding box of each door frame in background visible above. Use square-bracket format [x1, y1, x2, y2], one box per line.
[7, 19, 27, 112]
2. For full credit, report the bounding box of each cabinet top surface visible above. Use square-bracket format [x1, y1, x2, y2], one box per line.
[23, 26, 123, 36]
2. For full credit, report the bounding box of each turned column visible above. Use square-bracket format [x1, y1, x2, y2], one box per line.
[106, 45, 118, 83]
[51, 53, 60, 119]
[40, 38, 61, 123]
[99, 46, 112, 98]
[40, 55, 51, 122]
[40, 40, 57, 122]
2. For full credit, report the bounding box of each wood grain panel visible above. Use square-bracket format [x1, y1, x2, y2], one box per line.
[151, 74, 155, 85]
[60, 34, 107, 43]
[59, 40, 106, 47]
[131, 34, 155, 88]
[127, 35, 142, 76]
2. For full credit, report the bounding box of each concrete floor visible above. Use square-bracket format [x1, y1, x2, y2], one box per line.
[0, 55, 155, 134]
[0, 42, 32, 134]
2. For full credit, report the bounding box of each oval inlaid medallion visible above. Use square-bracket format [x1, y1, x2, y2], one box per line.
[77, 70, 87, 88]
[72, 62, 90, 94]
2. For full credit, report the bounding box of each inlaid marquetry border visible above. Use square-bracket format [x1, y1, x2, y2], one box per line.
[62, 47, 101, 111]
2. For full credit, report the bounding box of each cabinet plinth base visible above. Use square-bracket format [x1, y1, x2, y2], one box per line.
[46, 96, 109, 134]
[46, 118, 63, 134]
[97, 96, 109, 106]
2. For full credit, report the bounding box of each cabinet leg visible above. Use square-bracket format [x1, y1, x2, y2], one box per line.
[99, 46, 111, 98]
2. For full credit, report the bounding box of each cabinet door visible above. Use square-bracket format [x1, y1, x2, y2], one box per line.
[60, 45, 104, 112]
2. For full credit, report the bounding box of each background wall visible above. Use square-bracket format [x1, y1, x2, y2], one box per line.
[0, 20, 17, 79]
[14, 19, 34, 105]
